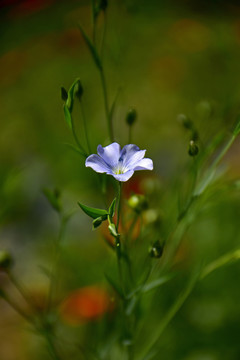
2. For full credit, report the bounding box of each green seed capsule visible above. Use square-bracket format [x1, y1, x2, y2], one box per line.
[126, 108, 137, 126]
[149, 241, 163, 259]
[0, 251, 13, 271]
[188, 140, 199, 157]
[74, 80, 84, 100]
[128, 194, 148, 213]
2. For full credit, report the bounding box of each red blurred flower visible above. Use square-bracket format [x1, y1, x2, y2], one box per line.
[60, 286, 112, 325]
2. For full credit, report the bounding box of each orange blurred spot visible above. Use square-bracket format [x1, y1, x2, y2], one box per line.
[169, 19, 211, 52]
[60, 286, 111, 325]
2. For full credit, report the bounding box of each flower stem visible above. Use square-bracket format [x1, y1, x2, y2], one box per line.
[7, 272, 35, 311]
[128, 125, 133, 144]
[100, 11, 107, 58]
[116, 182, 122, 232]
[99, 67, 114, 142]
[46, 214, 67, 311]
[71, 115, 88, 157]
[80, 101, 91, 154]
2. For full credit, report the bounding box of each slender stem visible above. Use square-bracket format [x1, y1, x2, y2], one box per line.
[138, 274, 198, 360]
[46, 215, 67, 311]
[116, 182, 122, 232]
[80, 101, 91, 154]
[100, 12, 107, 58]
[7, 272, 35, 311]
[128, 125, 133, 144]
[1, 292, 32, 324]
[99, 67, 114, 142]
[211, 134, 235, 169]
[72, 115, 88, 157]
[91, 0, 96, 46]
[44, 331, 62, 360]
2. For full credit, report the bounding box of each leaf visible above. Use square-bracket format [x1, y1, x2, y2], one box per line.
[63, 104, 72, 130]
[233, 114, 240, 136]
[138, 270, 199, 360]
[200, 248, 240, 279]
[108, 198, 116, 218]
[141, 273, 175, 293]
[78, 25, 102, 70]
[78, 202, 108, 219]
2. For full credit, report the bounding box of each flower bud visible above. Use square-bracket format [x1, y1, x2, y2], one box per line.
[108, 223, 118, 238]
[0, 251, 13, 271]
[74, 80, 84, 100]
[128, 194, 148, 213]
[149, 241, 163, 259]
[188, 140, 199, 157]
[177, 114, 193, 130]
[61, 87, 68, 102]
[126, 108, 137, 126]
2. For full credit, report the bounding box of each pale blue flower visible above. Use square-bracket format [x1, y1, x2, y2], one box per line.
[85, 142, 153, 182]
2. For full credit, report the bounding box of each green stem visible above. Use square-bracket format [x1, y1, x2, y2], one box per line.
[138, 273, 198, 360]
[211, 134, 235, 170]
[46, 215, 67, 311]
[100, 12, 107, 58]
[80, 101, 91, 154]
[91, 0, 96, 46]
[200, 248, 240, 280]
[116, 182, 122, 232]
[44, 331, 62, 360]
[72, 115, 88, 157]
[1, 292, 32, 324]
[99, 67, 114, 142]
[128, 125, 133, 144]
[7, 272, 35, 311]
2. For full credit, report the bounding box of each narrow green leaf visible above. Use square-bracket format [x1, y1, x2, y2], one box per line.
[233, 114, 240, 136]
[142, 274, 175, 293]
[138, 271, 199, 360]
[108, 198, 116, 218]
[200, 248, 240, 279]
[63, 104, 72, 130]
[78, 202, 108, 219]
[78, 25, 102, 70]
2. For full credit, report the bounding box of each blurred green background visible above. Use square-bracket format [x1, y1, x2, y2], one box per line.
[1, 0, 240, 359]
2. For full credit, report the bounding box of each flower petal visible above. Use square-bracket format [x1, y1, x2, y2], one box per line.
[133, 158, 153, 171]
[85, 154, 112, 173]
[111, 170, 134, 182]
[97, 143, 121, 168]
[120, 144, 146, 170]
